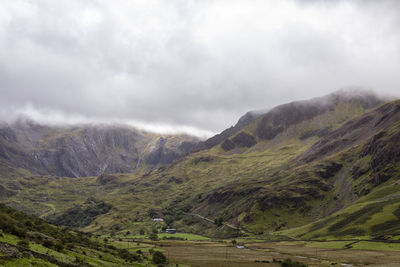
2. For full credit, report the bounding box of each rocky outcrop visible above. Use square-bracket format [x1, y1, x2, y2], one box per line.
[221, 132, 257, 151]
[192, 111, 262, 152]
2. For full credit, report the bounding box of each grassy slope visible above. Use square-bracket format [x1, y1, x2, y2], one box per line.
[0, 203, 151, 266]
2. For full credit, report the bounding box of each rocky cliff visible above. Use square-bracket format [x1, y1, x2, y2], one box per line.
[0, 119, 198, 178]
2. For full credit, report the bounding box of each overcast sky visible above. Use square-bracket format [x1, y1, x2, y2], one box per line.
[1, 0, 399, 137]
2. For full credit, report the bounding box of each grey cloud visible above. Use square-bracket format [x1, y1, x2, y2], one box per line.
[0, 0, 399, 136]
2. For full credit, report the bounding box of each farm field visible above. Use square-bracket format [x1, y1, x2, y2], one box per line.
[105, 237, 400, 267]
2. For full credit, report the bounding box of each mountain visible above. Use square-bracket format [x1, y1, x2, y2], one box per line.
[2, 89, 400, 241]
[0, 119, 199, 178]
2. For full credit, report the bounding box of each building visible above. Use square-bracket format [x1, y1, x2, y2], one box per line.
[151, 218, 164, 222]
[165, 229, 176, 234]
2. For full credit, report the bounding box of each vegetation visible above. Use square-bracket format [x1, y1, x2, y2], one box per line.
[152, 251, 167, 265]
[281, 258, 308, 267]
[214, 217, 224, 227]
[47, 198, 113, 228]
[0, 203, 145, 266]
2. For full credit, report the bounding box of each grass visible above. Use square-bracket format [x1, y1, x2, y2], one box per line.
[306, 239, 400, 251]
[111, 232, 209, 241]
[29, 242, 75, 263]
[0, 233, 21, 245]
[158, 233, 210, 240]
[352, 241, 400, 251]
[0, 258, 59, 267]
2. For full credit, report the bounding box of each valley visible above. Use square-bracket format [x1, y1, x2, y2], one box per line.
[1, 91, 400, 266]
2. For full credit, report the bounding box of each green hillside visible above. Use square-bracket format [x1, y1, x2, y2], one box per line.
[0, 203, 152, 266]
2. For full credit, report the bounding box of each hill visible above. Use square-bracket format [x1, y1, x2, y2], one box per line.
[0, 202, 149, 266]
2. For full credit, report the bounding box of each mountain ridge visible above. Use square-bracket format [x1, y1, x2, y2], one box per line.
[0, 119, 199, 178]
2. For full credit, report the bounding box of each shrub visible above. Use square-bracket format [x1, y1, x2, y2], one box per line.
[17, 240, 30, 249]
[43, 239, 55, 249]
[54, 242, 64, 252]
[118, 248, 141, 262]
[214, 217, 223, 227]
[152, 251, 167, 265]
[149, 232, 158, 241]
[281, 258, 308, 267]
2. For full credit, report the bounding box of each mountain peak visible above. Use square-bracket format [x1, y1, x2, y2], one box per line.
[255, 89, 385, 140]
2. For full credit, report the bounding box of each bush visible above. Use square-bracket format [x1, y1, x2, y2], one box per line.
[152, 251, 167, 265]
[54, 242, 64, 252]
[149, 232, 158, 241]
[42, 239, 55, 249]
[118, 248, 141, 262]
[281, 258, 308, 267]
[214, 217, 223, 227]
[17, 240, 30, 249]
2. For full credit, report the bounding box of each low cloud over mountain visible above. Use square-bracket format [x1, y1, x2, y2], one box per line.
[1, 0, 400, 136]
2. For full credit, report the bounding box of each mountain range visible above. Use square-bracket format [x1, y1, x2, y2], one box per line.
[1, 89, 400, 241]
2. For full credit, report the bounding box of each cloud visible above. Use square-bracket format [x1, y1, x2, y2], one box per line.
[0, 0, 399, 136]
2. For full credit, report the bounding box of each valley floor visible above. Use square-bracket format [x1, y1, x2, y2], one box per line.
[108, 237, 400, 267]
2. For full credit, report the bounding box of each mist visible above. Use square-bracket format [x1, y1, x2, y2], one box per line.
[1, 0, 399, 137]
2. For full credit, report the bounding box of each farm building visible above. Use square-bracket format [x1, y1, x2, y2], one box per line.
[166, 229, 177, 234]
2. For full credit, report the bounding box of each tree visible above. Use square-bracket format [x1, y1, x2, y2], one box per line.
[152, 251, 167, 265]
[164, 215, 174, 227]
[214, 217, 223, 227]
[231, 240, 237, 246]
[149, 232, 158, 241]
[148, 209, 157, 218]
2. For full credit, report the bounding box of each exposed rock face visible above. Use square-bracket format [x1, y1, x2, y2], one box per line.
[221, 132, 257, 151]
[144, 136, 195, 166]
[192, 111, 262, 152]
[0, 119, 199, 178]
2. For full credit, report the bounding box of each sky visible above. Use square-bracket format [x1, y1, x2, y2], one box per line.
[0, 0, 399, 138]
